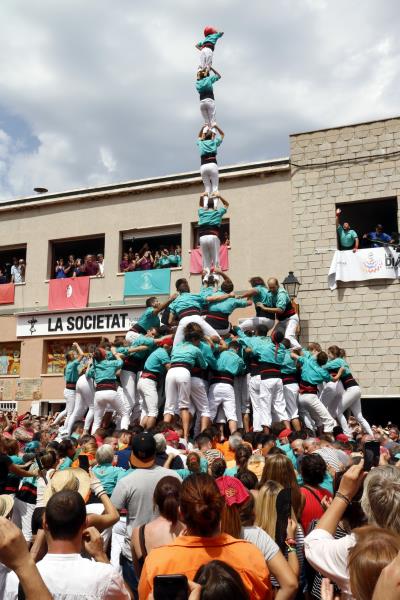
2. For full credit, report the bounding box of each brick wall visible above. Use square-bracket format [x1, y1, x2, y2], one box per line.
[290, 117, 400, 395]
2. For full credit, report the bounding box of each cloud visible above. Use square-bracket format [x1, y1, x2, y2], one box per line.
[0, 0, 399, 199]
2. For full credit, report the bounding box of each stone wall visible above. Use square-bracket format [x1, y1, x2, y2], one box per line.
[290, 117, 400, 395]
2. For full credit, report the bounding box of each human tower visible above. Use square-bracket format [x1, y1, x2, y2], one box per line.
[194, 26, 226, 279]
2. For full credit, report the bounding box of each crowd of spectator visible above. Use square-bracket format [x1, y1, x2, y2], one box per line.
[119, 244, 182, 272]
[0, 257, 26, 285]
[54, 254, 104, 279]
[1, 410, 400, 599]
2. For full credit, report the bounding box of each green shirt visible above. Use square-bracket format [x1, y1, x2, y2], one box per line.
[337, 225, 358, 248]
[169, 292, 205, 317]
[207, 294, 248, 316]
[325, 357, 351, 376]
[128, 335, 156, 361]
[263, 287, 292, 311]
[143, 347, 171, 375]
[65, 359, 80, 384]
[200, 284, 217, 300]
[195, 74, 220, 95]
[92, 463, 130, 496]
[198, 207, 226, 227]
[255, 337, 286, 366]
[198, 340, 218, 370]
[136, 307, 160, 332]
[297, 355, 331, 385]
[87, 359, 123, 383]
[196, 32, 224, 48]
[197, 136, 222, 156]
[213, 349, 245, 376]
[281, 350, 298, 375]
[171, 342, 207, 369]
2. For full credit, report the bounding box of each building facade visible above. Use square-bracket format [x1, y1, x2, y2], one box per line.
[0, 116, 399, 419]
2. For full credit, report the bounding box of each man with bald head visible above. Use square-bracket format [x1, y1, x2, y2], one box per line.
[255, 277, 300, 348]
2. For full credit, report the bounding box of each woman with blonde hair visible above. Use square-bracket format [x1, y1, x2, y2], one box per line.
[259, 453, 304, 521]
[255, 480, 302, 592]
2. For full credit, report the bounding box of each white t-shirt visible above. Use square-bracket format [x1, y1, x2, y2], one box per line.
[10, 265, 22, 284]
[5, 553, 130, 600]
[242, 526, 279, 561]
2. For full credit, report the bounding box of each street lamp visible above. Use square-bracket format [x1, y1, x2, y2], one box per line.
[283, 271, 301, 298]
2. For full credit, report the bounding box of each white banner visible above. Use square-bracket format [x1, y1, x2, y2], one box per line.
[328, 247, 400, 290]
[17, 307, 143, 337]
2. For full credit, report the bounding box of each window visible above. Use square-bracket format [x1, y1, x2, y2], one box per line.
[0, 245, 27, 284]
[49, 235, 105, 279]
[0, 402, 17, 411]
[336, 198, 398, 249]
[120, 225, 182, 271]
[0, 343, 21, 376]
[45, 338, 100, 374]
[192, 219, 230, 248]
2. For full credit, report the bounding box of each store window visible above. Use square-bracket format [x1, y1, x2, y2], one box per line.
[0, 343, 21, 376]
[336, 198, 398, 249]
[45, 338, 100, 374]
[192, 219, 230, 248]
[120, 225, 182, 271]
[0, 245, 27, 284]
[49, 235, 105, 279]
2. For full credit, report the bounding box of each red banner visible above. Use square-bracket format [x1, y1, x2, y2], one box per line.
[48, 277, 90, 310]
[190, 245, 229, 274]
[0, 283, 15, 305]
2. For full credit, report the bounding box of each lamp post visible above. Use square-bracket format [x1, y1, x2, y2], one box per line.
[282, 271, 301, 299]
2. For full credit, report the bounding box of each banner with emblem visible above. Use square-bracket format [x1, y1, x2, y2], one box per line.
[48, 276, 90, 310]
[124, 269, 171, 297]
[328, 247, 400, 290]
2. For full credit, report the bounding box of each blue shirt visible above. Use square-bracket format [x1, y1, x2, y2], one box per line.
[196, 32, 224, 49]
[281, 350, 298, 375]
[213, 349, 245, 376]
[207, 294, 248, 316]
[136, 307, 160, 331]
[65, 359, 80, 384]
[171, 342, 207, 369]
[263, 287, 292, 311]
[143, 347, 171, 375]
[255, 337, 286, 366]
[297, 355, 331, 385]
[92, 463, 130, 496]
[87, 359, 123, 383]
[169, 292, 205, 317]
[197, 137, 222, 156]
[198, 207, 226, 227]
[198, 341, 218, 370]
[367, 231, 392, 247]
[196, 74, 220, 95]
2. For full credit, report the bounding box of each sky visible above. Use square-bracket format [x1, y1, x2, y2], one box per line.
[0, 0, 399, 200]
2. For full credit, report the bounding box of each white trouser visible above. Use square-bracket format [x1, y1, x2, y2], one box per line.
[12, 498, 35, 542]
[249, 375, 262, 432]
[298, 393, 336, 432]
[284, 382, 299, 420]
[53, 408, 67, 425]
[199, 47, 213, 70]
[120, 370, 138, 416]
[275, 314, 301, 348]
[209, 382, 237, 423]
[111, 516, 126, 573]
[125, 329, 141, 344]
[137, 377, 159, 418]
[54, 388, 76, 427]
[164, 367, 191, 415]
[200, 98, 216, 125]
[173, 315, 220, 346]
[319, 381, 342, 419]
[239, 316, 275, 332]
[92, 389, 130, 433]
[259, 378, 288, 427]
[200, 234, 220, 270]
[200, 162, 219, 195]
[190, 377, 210, 417]
[337, 386, 372, 436]
[67, 375, 95, 435]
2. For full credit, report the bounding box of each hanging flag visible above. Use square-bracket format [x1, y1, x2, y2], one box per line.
[124, 269, 171, 297]
[48, 277, 90, 310]
[189, 246, 229, 274]
[0, 283, 15, 305]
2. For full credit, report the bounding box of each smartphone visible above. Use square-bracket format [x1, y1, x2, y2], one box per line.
[78, 454, 90, 473]
[364, 440, 380, 471]
[153, 575, 188, 600]
[275, 488, 292, 553]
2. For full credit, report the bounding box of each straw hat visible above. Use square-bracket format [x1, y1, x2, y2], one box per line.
[43, 468, 91, 505]
[0, 494, 14, 518]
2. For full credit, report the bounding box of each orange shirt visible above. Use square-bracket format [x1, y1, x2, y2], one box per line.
[138, 533, 272, 600]
[216, 441, 235, 462]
